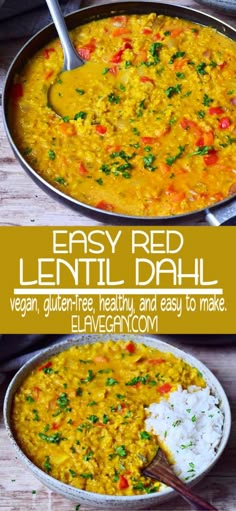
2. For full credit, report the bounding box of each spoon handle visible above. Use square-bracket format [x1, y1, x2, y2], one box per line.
[45, 0, 83, 70]
[143, 466, 217, 511]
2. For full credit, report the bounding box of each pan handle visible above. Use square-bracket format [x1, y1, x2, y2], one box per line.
[205, 200, 236, 226]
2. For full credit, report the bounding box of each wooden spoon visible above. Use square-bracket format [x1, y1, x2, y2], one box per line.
[142, 447, 217, 510]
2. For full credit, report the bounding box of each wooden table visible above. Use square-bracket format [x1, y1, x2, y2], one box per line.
[0, 338, 236, 510]
[0, 0, 235, 226]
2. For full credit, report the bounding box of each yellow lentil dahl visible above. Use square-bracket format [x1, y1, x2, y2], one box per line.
[9, 14, 236, 216]
[12, 340, 205, 495]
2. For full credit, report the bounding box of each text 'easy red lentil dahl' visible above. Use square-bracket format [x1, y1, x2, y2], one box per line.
[10, 13, 236, 216]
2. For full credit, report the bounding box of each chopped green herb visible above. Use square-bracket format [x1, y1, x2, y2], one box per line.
[172, 419, 181, 427]
[75, 88, 85, 95]
[198, 110, 205, 119]
[23, 147, 32, 156]
[189, 145, 211, 156]
[165, 84, 182, 98]
[116, 445, 127, 457]
[80, 473, 93, 479]
[181, 441, 193, 449]
[57, 393, 69, 409]
[103, 414, 110, 424]
[83, 451, 93, 461]
[87, 415, 99, 423]
[54, 176, 66, 185]
[196, 62, 208, 75]
[169, 117, 177, 125]
[191, 415, 197, 422]
[25, 395, 34, 403]
[75, 505, 81, 510]
[76, 387, 83, 396]
[43, 366, 54, 374]
[169, 51, 185, 64]
[140, 431, 151, 440]
[32, 409, 40, 422]
[81, 370, 94, 383]
[95, 178, 103, 185]
[106, 377, 118, 386]
[108, 92, 121, 104]
[164, 30, 171, 36]
[176, 72, 185, 79]
[119, 83, 126, 91]
[132, 127, 140, 136]
[166, 145, 186, 165]
[116, 394, 125, 400]
[74, 111, 87, 120]
[62, 116, 70, 122]
[102, 67, 109, 75]
[183, 91, 192, 97]
[203, 93, 213, 106]
[143, 153, 156, 172]
[48, 149, 56, 160]
[209, 61, 217, 68]
[38, 432, 64, 444]
[125, 61, 132, 68]
[69, 469, 77, 478]
[87, 401, 97, 406]
[79, 359, 92, 364]
[98, 368, 112, 374]
[32, 490, 36, 494]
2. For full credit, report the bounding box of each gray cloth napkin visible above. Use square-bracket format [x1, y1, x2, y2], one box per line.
[0, 0, 82, 41]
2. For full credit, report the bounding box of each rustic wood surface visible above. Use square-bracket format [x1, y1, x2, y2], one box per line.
[0, 339, 235, 510]
[0, 0, 235, 225]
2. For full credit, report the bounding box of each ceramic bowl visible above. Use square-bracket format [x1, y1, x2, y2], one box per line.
[4, 335, 231, 509]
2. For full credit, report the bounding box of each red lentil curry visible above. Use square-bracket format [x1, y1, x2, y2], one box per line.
[12, 340, 205, 496]
[9, 13, 236, 216]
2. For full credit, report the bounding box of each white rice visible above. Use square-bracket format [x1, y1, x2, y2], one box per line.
[145, 385, 224, 482]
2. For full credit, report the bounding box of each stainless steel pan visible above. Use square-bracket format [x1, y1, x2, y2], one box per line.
[3, 1, 236, 225]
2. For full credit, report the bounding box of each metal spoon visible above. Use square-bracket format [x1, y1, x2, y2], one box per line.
[142, 447, 217, 510]
[45, 0, 84, 71]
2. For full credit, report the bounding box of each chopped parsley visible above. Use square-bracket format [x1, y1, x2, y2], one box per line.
[106, 377, 118, 386]
[32, 409, 40, 422]
[87, 415, 99, 423]
[108, 92, 121, 104]
[165, 84, 182, 98]
[189, 145, 212, 156]
[75, 88, 85, 95]
[74, 111, 87, 120]
[81, 369, 94, 383]
[143, 153, 156, 171]
[166, 145, 186, 165]
[196, 62, 208, 75]
[203, 93, 213, 106]
[38, 432, 64, 444]
[48, 149, 56, 160]
[95, 178, 103, 185]
[140, 431, 151, 440]
[25, 395, 34, 403]
[176, 72, 185, 79]
[69, 469, 77, 478]
[172, 419, 181, 427]
[57, 393, 69, 409]
[198, 110, 205, 119]
[54, 176, 66, 185]
[83, 451, 93, 461]
[80, 473, 93, 479]
[103, 414, 110, 424]
[115, 445, 127, 457]
[62, 115, 70, 122]
[169, 51, 185, 64]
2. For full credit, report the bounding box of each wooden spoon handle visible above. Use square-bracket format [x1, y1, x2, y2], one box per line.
[143, 467, 217, 510]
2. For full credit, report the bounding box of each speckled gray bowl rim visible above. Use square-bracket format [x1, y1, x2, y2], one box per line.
[4, 335, 231, 508]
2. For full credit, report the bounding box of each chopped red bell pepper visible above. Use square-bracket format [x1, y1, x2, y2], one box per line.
[219, 61, 227, 70]
[33, 386, 40, 400]
[118, 475, 129, 490]
[112, 27, 129, 37]
[125, 342, 135, 354]
[208, 107, 224, 115]
[203, 150, 218, 166]
[78, 162, 88, 175]
[140, 76, 155, 85]
[110, 49, 124, 64]
[38, 361, 52, 371]
[43, 47, 55, 59]
[158, 383, 172, 394]
[153, 32, 162, 40]
[95, 125, 107, 135]
[142, 28, 152, 35]
[218, 117, 231, 129]
[141, 136, 158, 144]
[77, 39, 96, 60]
[96, 200, 114, 211]
[52, 422, 60, 430]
